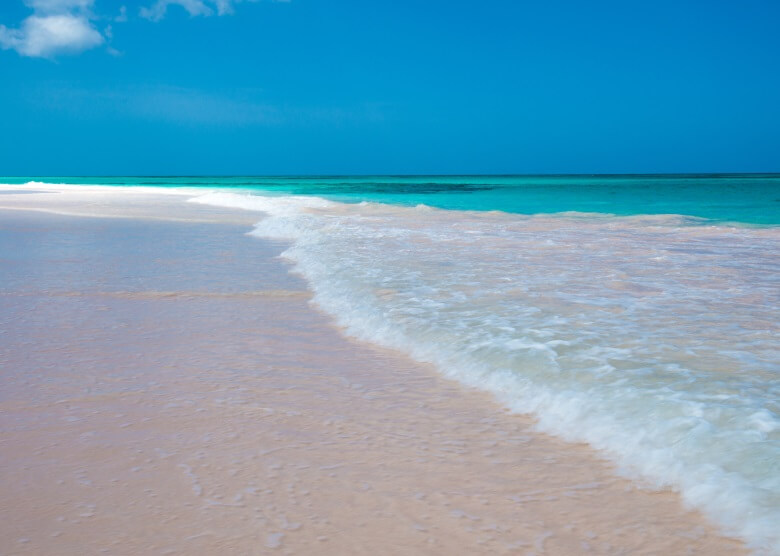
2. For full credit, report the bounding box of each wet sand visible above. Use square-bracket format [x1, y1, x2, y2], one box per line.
[0, 188, 746, 554]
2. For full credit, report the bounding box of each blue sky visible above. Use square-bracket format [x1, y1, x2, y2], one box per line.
[1, 0, 778, 175]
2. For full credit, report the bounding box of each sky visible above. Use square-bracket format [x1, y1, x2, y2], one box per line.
[0, 0, 779, 175]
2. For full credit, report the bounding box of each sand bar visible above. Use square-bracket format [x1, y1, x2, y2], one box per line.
[0, 187, 746, 554]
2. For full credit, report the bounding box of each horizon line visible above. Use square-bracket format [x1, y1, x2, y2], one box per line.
[4, 172, 780, 179]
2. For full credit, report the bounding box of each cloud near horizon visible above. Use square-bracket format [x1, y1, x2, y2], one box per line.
[0, 0, 103, 58]
[27, 83, 387, 129]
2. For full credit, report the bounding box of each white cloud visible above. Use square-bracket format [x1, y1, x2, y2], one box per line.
[214, 0, 235, 15]
[140, 0, 214, 21]
[0, 13, 103, 57]
[139, 0, 286, 22]
[0, 0, 103, 57]
[115, 6, 128, 23]
[23, 0, 94, 13]
[0, 0, 287, 58]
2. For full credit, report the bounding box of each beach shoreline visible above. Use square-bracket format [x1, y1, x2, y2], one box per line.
[0, 187, 747, 554]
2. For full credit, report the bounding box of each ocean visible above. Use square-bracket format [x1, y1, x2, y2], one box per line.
[4, 174, 779, 225]
[5, 175, 779, 552]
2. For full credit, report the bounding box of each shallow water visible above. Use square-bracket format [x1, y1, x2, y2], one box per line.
[190, 190, 780, 553]
[1, 207, 746, 555]
[2, 179, 778, 552]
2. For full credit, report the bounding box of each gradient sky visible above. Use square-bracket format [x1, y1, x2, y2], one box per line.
[1, 0, 779, 175]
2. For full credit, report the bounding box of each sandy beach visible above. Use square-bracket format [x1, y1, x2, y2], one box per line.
[0, 187, 747, 555]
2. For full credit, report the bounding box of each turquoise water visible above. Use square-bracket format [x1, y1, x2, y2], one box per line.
[4, 174, 780, 224]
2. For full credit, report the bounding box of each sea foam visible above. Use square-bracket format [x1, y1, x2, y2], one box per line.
[191, 191, 780, 553]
